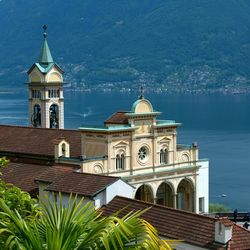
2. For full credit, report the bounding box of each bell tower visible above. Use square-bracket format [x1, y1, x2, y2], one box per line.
[27, 25, 64, 129]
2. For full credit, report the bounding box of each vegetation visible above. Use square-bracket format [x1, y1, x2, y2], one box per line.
[209, 203, 230, 213]
[0, 157, 9, 168]
[0, 157, 37, 217]
[0, 158, 172, 249]
[0, 157, 39, 248]
[1, 1, 250, 91]
[0, 193, 172, 249]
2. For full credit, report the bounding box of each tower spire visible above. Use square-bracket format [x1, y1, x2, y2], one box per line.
[38, 25, 53, 64]
[28, 26, 64, 129]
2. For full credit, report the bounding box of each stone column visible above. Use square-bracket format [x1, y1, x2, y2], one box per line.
[173, 193, 177, 209]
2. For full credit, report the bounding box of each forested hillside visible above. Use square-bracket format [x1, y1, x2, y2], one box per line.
[1, 0, 250, 93]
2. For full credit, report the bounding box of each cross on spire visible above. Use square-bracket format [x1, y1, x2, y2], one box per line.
[139, 85, 145, 99]
[38, 24, 53, 64]
[43, 25, 47, 38]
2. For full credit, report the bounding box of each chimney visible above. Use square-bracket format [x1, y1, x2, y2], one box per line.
[214, 218, 233, 245]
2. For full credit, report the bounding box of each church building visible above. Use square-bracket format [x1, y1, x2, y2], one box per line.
[70, 96, 209, 213]
[0, 27, 209, 214]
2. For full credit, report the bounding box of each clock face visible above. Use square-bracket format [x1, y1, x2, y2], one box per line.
[138, 146, 149, 163]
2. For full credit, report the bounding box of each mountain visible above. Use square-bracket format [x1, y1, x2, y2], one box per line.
[1, 0, 250, 93]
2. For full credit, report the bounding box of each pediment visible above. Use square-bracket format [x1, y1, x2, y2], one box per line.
[158, 137, 171, 144]
[52, 137, 69, 146]
[113, 141, 129, 148]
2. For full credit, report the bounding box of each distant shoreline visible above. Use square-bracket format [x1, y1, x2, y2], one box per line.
[1, 86, 250, 96]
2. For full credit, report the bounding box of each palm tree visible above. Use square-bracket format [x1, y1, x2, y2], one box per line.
[0, 193, 172, 249]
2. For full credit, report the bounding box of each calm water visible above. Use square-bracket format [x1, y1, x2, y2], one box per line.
[1, 88, 250, 210]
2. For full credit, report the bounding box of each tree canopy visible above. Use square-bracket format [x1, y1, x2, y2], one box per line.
[0, 194, 172, 249]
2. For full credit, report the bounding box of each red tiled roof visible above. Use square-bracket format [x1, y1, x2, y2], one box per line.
[1, 162, 78, 196]
[0, 125, 81, 157]
[34, 165, 76, 183]
[1, 162, 50, 195]
[218, 217, 234, 227]
[36, 168, 120, 197]
[228, 224, 250, 249]
[104, 111, 128, 125]
[101, 196, 250, 249]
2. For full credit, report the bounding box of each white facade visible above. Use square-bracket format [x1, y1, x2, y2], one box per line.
[196, 160, 209, 213]
[57, 97, 209, 213]
[38, 178, 134, 209]
[28, 66, 64, 129]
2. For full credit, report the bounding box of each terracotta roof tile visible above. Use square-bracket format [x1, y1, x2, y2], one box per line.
[101, 196, 215, 247]
[228, 224, 250, 249]
[104, 111, 128, 125]
[218, 217, 234, 227]
[1, 162, 78, 196]
[1, 162, 50, 195]
[0, 125, 81, 157]
[36, 168, 120, 197]
[34, 165, 75, 183]
[101, 196, 250, 249]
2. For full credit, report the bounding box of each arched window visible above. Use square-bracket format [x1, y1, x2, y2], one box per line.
[49, 104, 59, 128]
[164, 149, 168, 163]
[120, 154, 125, 170]
[160, 148, 168, 164]
[116, 154, 120, 170]
[160, 149, 164, 164]
[116, 153, 125, 171]
[61, 143, 66, 157]
[32, 104, 41, 127]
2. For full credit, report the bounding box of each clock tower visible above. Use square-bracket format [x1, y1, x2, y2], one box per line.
[27, 26, 64, 129]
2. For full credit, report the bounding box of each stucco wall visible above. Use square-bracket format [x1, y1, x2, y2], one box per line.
[106, 179, 134, 204]
[197, 160, 209, 213]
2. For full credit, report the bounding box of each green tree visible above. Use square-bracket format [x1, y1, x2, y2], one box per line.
[0, 157, 9, 169]
[0, 157, 38, 217]
[209, 203, 230, 213]
[0, 157, 39, 248]
[0, 193, 173, 250]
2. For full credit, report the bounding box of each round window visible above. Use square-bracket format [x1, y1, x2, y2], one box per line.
[138, 146, 148, 163]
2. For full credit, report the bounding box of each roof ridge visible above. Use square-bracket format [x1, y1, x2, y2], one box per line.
[74, 171, 120, 179]
[234, 222, 250, 232]
[114, 196, 216, 221]
[0, 124, 79, 133]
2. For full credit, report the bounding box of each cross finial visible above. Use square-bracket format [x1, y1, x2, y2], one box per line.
[43, 25, 47, 38]
[139, 85, 144, 99]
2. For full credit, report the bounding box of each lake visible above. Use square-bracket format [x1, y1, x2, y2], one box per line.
[1, 88, 250, 210]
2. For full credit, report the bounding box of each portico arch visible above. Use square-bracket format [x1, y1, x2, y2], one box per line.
[177, 179, 194, 212]
[135, 184, 154, 203]
[156, 182, 174, 207]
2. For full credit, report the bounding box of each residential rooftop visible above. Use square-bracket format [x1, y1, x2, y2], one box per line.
[0, 125, 81, 158]
[35, 166, 121, 197]
[101, 196, 250, 249]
